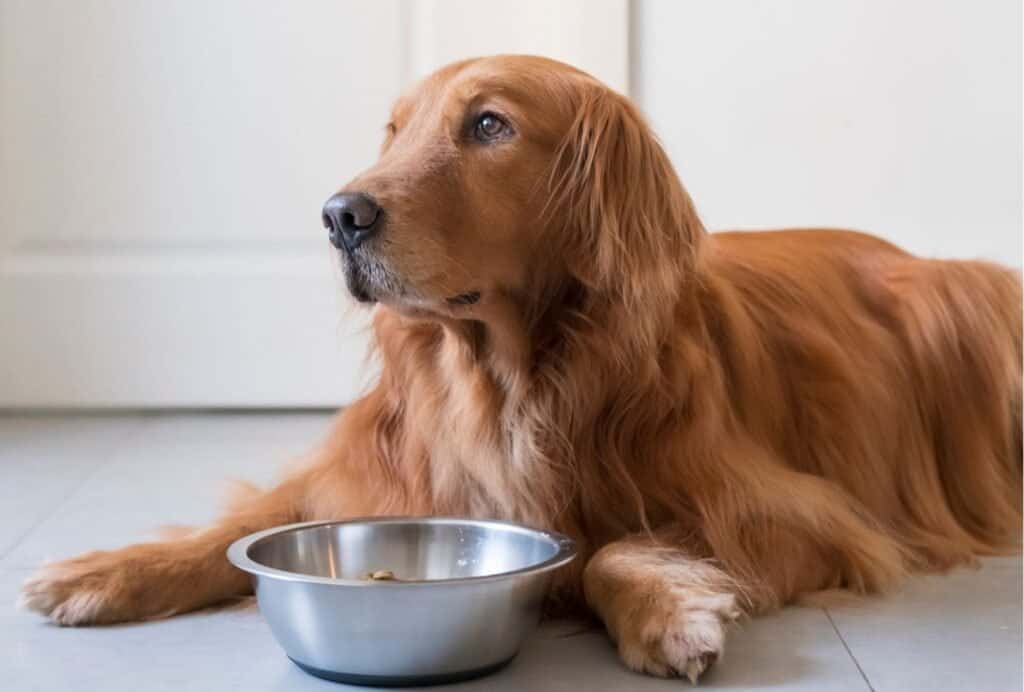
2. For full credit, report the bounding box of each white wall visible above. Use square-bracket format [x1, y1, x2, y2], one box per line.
[0, 0, 403, 255]
[635, 0, 1022, 266]
[1, 1, 1018, 407]
[0, 0, 409, 407]
[0, 0, 628, 407]
[405, 0, 628, 93]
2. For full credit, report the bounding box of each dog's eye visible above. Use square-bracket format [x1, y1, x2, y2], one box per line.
[474, 112, 509, 142]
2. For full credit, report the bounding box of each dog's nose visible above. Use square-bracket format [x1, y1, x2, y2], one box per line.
[322, 192, 382, 250]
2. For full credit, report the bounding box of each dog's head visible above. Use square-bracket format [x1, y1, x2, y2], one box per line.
[323, 55, 700, 319]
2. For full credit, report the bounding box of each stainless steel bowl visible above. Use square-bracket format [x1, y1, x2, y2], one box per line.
[227, 517, 576, 686]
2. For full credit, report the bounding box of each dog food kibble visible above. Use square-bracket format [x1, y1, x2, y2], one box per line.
[364, 570, 397, 581]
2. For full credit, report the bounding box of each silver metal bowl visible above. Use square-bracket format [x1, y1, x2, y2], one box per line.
[227, 517, 576, 686]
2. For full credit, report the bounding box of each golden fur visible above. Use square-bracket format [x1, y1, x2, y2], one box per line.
[22, 56, 1022, 681]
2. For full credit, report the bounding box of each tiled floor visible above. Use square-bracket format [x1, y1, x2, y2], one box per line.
[1, 413, 1020, 691]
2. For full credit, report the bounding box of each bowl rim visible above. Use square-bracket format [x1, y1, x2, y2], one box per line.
[226, 516, 577, 587]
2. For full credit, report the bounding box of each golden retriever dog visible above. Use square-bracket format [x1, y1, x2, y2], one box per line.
[22, 55, 1022, 682]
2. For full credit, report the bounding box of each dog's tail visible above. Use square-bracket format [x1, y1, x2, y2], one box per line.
[892, 257, 1022, 555]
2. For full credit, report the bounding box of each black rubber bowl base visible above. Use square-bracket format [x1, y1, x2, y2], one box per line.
[289, 656, 515, 687]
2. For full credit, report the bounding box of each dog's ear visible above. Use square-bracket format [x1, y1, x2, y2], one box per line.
[548, 86, 703, 309]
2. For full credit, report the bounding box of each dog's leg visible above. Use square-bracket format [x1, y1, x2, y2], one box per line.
[19, 471, 310, 626]
[583, 530, 744, 683]
[20, 392, 404, 626]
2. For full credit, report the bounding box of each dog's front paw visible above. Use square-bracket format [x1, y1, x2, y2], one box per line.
[21, 551, 134, 625]
[20, 547, 180, 626]
[614, 591, 740, 683]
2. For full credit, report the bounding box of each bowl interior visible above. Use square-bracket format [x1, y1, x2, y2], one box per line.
[247, 520, 563, 581]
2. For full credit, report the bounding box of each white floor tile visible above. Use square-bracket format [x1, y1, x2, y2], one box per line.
[2, 566, 852, 692]
[0, 415, 148, 561]
[2, 415, 1020, 692]
[704, 607, 869, 690]
[2, 413, 335, 568]
[828, 557, 1022, 692]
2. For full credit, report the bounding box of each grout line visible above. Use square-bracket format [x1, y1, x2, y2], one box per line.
[825, 608, 876, 692]
[0, 415, 153, 566]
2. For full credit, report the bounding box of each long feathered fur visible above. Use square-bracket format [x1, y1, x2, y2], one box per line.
[306, 68, 1022, 612]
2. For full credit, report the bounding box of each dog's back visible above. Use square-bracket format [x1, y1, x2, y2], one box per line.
[703, 228, 1021, 570]
[884, 249, 1022, 553]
